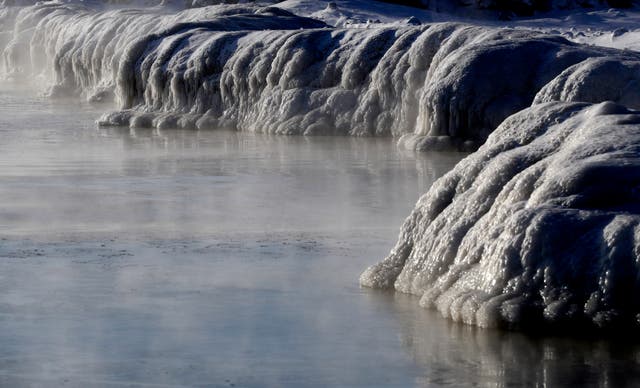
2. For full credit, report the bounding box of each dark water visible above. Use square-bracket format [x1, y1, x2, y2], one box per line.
[0, 85, 638, 387]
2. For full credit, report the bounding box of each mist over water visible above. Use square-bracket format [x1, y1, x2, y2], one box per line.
[1, 82, 640, 387]
[0, 83, 459, 237]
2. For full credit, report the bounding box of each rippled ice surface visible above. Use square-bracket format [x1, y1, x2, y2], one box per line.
[0, 84, 639, 387]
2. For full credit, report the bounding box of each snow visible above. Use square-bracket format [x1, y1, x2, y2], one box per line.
[361, 101, 640, 330]
[276, 0, 447, 26]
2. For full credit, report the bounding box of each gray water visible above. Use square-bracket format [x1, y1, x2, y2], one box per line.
[0, 84, 639, 387]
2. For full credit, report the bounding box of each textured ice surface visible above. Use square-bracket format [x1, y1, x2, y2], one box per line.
[534, 57, 640, 109]
[2, 2, 640, 149]
[361, 101, 640, 330]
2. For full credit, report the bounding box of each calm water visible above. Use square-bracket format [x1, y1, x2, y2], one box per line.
[0, 85, 639, 387]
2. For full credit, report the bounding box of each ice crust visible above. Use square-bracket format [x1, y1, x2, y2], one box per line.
[3, 2, 640, 149]
[361, 101, 640, 330]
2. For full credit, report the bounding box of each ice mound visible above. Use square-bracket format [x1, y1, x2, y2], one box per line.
[395, 32, 640, 150]
[534, 57, 640, 110]
[361, 101, 640, 330]
[92, 25, 640, 144]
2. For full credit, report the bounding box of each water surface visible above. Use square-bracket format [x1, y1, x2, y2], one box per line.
[0, 85, 638, 387]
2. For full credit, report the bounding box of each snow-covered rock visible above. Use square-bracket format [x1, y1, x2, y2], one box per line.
[361, 101, 640, 330]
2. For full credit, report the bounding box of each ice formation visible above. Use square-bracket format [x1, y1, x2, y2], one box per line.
[534, 57, 640, 110]
[1, 2, 640, 149]
[361, 101, 640, 330]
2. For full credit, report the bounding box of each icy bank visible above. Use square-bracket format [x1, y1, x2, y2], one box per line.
[361, 101, 640, 330]
[76, 22, 640, 145]
[3, 2, 640, 149]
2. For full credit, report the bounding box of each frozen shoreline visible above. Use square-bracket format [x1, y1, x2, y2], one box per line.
[3, 1, 640, 330]
[1, 2, 640, 150]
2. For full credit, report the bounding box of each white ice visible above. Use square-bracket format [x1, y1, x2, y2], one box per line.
[361, 101, 640, 330]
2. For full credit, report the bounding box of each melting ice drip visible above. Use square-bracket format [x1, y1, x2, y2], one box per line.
[2, 1, 640, 329]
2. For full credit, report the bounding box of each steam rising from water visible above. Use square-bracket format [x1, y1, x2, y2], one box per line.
[0, 87, 469, 386]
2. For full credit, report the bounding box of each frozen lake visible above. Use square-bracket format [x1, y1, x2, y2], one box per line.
[0, 84, 639, 387]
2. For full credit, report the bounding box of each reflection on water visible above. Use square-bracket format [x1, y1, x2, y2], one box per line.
[0, 84, 638, 387]
[368, 292, 640, 387]
[0, 93, 460, 236]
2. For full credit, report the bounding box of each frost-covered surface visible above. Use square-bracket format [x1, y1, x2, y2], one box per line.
[361, 101, 640, 330]
[3, 1, 640, 147]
